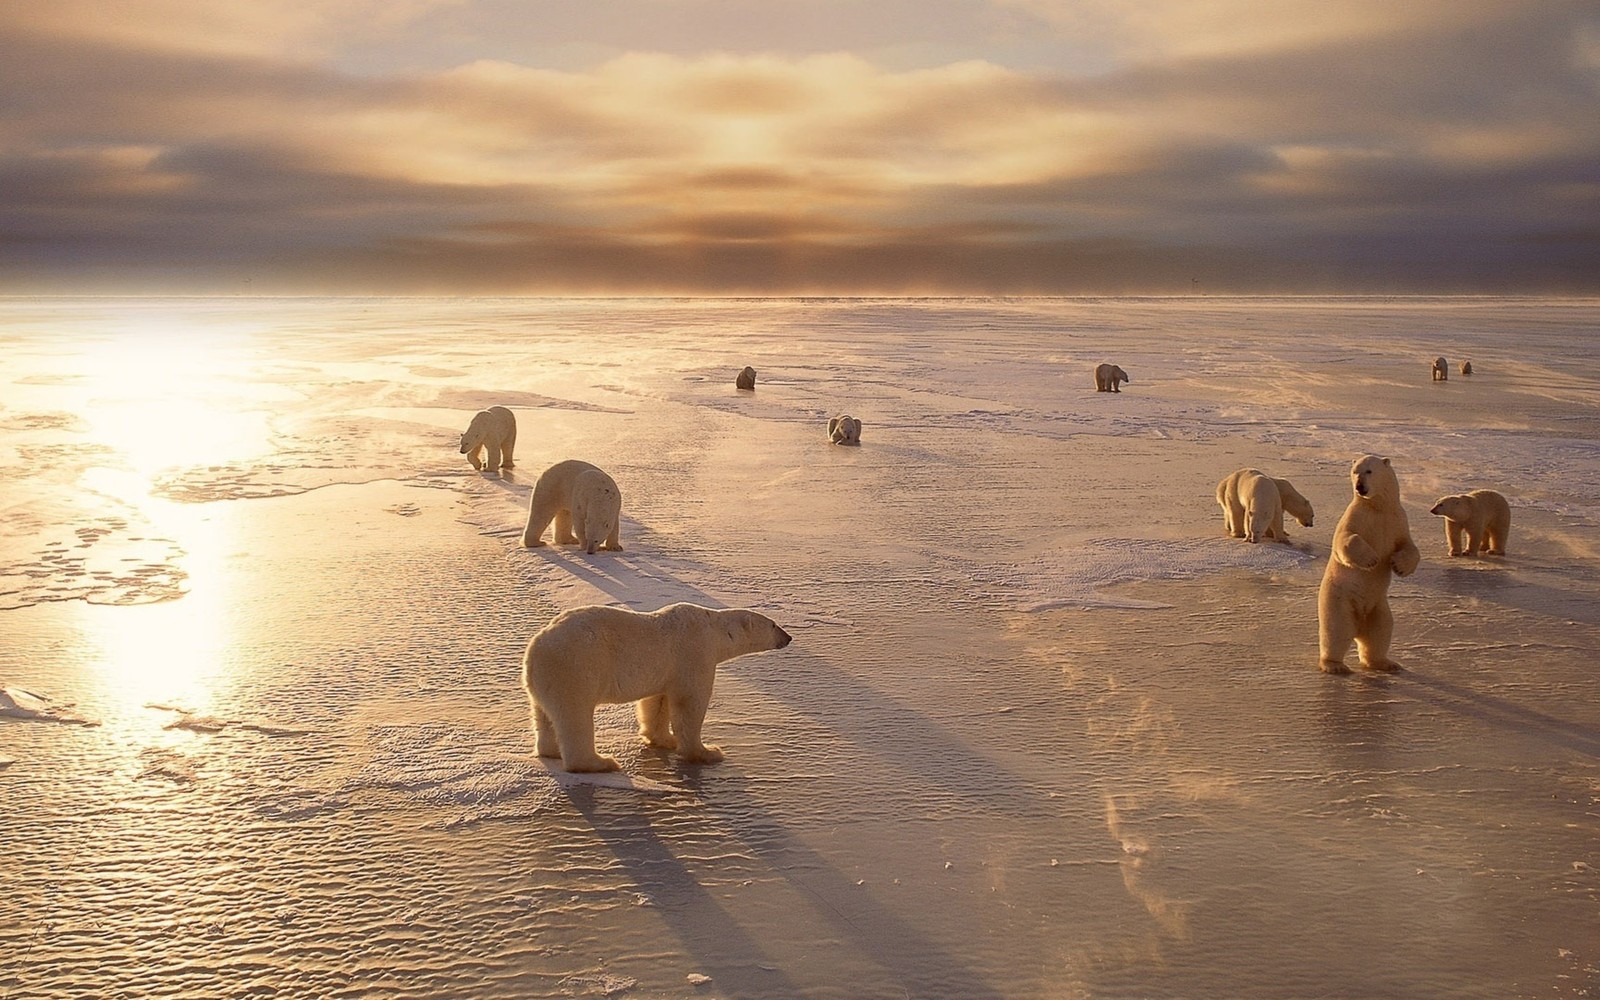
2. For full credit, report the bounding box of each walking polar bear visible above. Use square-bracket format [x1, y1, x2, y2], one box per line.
[1318, 455, 1420, 674]
[521, 459, 623, 555]
[1094, 363, 1129, 393]
[459, 406, 516, 474]
[522, 603, 793, 772]
[1429, 489, 1510, 557]
[1216, 468, 1314, 543]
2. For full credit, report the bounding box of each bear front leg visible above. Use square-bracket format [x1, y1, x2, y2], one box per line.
[502, 429, 515, 469]
[1445, 520, 1464, 556]
[521, 502, 553, 547]
[532, 704, 562, 759]
[601, 524, 623, 552]
[1355, 603, 1402, 671]
[551, 707, 619, 773]
[1392, 537, 1420, 577]
[553, 509, 578, 545]
[468, 446, 484, 471]
[1465, 525, 1485, 557]
[1335, 531, 1380, 571]
[484, 441, 502, 475]
[669, 689, 724, 764]
[636, 695, 677, 750]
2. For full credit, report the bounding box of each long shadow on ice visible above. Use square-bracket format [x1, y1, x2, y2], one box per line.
[1397, 672, 1600, 760]
[561, 783, 812, 999]
[561, 773, 1007, 1000]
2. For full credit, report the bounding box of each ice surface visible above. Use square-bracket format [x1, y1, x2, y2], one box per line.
[3, 296, 1599, 999]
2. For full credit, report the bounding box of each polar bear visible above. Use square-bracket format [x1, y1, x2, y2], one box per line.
[1429, 489, 1510, 557]
[828, 415, 862, 445]
[1094, 363, 1129, 393]
[459, 406, 516, 474]
[1216, 468, 1314, 543]
[1431, 357, 1449, 381]
[735, 366, 757, 390]
[1459, 360, 1473, 376]
[522, 602, 793, 772]
[521, 459, 623, 554]
[1318, 455, 1421, 674]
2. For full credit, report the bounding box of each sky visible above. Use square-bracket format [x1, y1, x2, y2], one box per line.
[2, 1, 1596, 295]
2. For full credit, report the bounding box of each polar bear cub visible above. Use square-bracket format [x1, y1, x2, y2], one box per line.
[522, 459, 623, 554]
[1429, 489, 1510, 557]
[828, 415, 862, 445]
[523, 603, 793, 772]
[1094, 363, 1129, 393]
[1318, 455, 1420, 674]
[1216, 468, 1314, 543]
[459, 406, 516, 474]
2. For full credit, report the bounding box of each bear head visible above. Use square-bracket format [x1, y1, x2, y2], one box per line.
[1350, 454, 1400, 502]
[1276, 479, 1314, 527]
[458, 432, 476, 455]
[1350, 451, 1401, 502]
[719, 608, 793, 652]
[1429, 495, 1473, 520]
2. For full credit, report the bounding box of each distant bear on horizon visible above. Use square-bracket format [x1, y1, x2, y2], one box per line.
[828, 415, 862, 445]
[1095, 363, 1129, 393]
[1432, 357, 1449, 381]
[736, 366, 757, 390]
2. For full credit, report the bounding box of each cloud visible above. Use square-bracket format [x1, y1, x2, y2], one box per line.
[0, 2, 1596, 293]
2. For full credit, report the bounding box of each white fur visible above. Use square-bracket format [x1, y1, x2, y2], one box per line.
[459, 406, 516, 474]
[827, 415, 862, 445]
[522, 603, 793, 772]
[1318, 455, 1420, 674]
[1094, 363, 1129, 393]
[1431, 357, 1449, 381]
[522, 459, 623, 554]
[1430, 489, 1510, 557]
[1216, 468, 1314, 543]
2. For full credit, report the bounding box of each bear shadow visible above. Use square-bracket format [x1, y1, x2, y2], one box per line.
[532, 523, 1059, 999]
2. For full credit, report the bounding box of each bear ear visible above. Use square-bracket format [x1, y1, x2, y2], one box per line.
[1382, 457, 1391, 466]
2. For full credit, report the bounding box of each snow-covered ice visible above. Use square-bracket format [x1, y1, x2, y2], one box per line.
[2, 296, 1598, 998]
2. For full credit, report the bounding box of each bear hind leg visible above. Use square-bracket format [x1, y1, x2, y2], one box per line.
[554, 508, 578, 545]
[502, 428, 515, 469]
[1355, 603, 1402, 672]
[1318, 595, 1356, 675]
[550, 705, 619, 773]
[637, 695, 677, 750]
[532, 703, 562, 759]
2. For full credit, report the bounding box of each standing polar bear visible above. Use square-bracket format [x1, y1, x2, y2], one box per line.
[522, 459, 623, 555]
[1094, 363, 1130, 393]
[1429, 489, 1510, 557]
[1431, 357, 1449, 381]
[1318, 455, 1421, 674]
[828, 415, 862, 445]
[459, 406, 516, 474]
[522, 603, 793, 772]
[1216, 468, 1315, 543]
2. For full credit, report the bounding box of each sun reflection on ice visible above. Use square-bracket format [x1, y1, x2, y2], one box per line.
[80, 496, 241, 724]
[72, 330, 274, 481]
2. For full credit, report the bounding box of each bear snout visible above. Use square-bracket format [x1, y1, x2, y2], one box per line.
[1429, 503, 1442, 515]
[775, 627, 792, 648]
[1355, 480, 1368, 497]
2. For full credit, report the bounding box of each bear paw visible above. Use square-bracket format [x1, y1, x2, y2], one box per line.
[1319, 659, 1352, 675]
[678, 745, 725, 765]
[1360, 658, 1403, 673]
[641, 732, 678, 751]
[563, 755, 621, 773]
